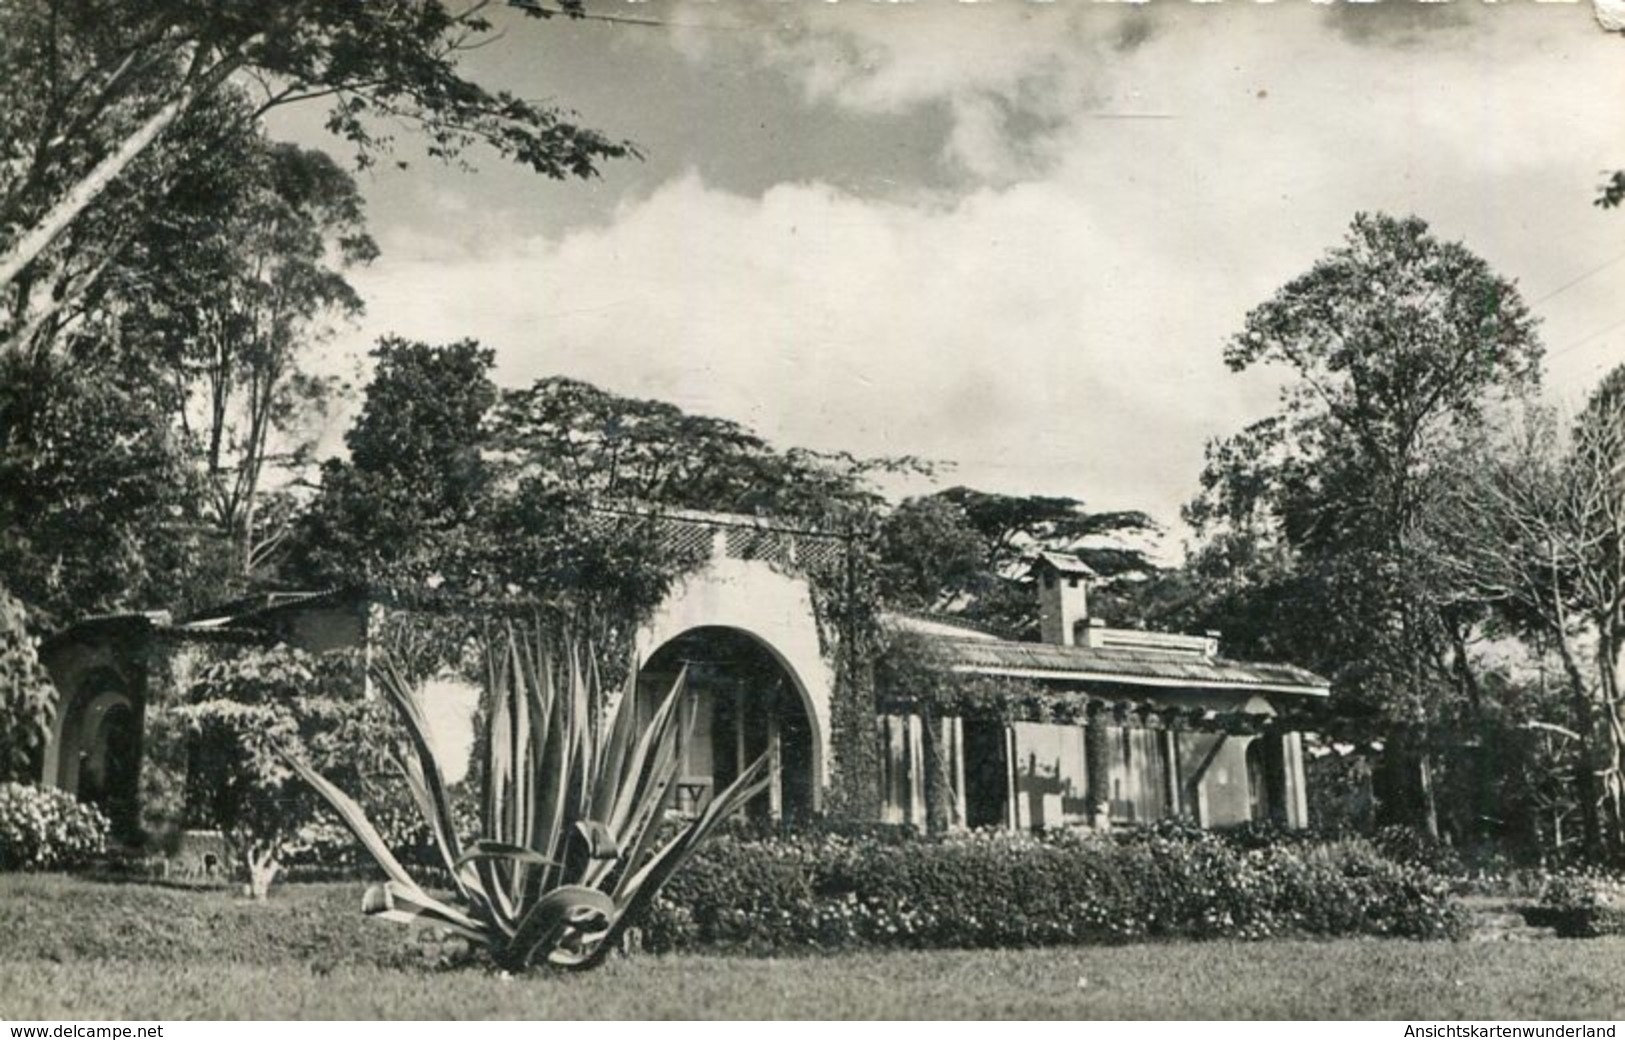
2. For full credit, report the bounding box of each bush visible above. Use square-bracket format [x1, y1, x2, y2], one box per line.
[1372, 824, 1467, 876]
[1527, 870, 1625, 938]
[0, 586, 55, 783]
[0, 782, 110, 870]
[638, 827, 1468, 953]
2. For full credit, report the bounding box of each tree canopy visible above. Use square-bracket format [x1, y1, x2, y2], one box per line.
[1, 0, 630, 354]
[1181, 211, 1545, 836]
[875, 486, 1161, 636]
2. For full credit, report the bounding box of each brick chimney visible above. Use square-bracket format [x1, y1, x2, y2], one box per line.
[1032, 552, 1094, 646]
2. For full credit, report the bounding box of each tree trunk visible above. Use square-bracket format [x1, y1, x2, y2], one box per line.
[0, 93, 190, 305]
[1554, 636, 1605, 858]
[0, 44, 249, 337]
[1417, 750, 1440, 840]
[1594, 632, 1625, 854]
[244, 843, 280, 901]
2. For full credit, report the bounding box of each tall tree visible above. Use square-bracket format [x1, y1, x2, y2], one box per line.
[1, 0, 629, 353]
[1427, 370, 1625, 854]
[288, 337, 497, 591]
[119, 104, 376, 581]
[1187, 212, 1543, 833]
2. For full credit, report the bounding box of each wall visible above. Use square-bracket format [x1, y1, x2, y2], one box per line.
[636, 553, 834, 806]
[40, 635, 140, 795]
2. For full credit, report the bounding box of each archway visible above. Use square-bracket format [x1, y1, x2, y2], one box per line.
[637, 626, 817, 825]
[56, 671, 143, 841]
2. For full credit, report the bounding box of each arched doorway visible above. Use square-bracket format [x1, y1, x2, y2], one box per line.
[57, 672, 144, 842]
[637, 626, 817, 826]
[81, 700, 142, 839]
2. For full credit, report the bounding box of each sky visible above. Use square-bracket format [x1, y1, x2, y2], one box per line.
[272, 0, 1625, 540]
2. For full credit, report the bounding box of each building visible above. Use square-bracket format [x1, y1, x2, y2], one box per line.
[34, 508, 1329, 840]
[876, 551, 1330, 831]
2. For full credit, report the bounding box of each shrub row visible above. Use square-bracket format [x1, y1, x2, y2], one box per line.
[639, 826, 1468, 953]
[0, 782, 109, 870]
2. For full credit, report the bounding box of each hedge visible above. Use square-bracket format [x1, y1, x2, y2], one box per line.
[639, 826, 1469, 952]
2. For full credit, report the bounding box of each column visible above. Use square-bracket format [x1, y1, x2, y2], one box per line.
[1084, 704, 1111, 830]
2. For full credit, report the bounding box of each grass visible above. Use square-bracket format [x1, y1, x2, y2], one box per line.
[3, 874, 1622, 1020]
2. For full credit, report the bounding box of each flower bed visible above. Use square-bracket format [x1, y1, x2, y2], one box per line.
[0, 782, 109, 870]
[640, 825, 1468, 953]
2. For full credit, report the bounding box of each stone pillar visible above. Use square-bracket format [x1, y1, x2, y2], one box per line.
[1084, 705, 1111, 830]
[922, 711, 959, 833]
[1282, 732, 1309, 829]
[1162, 728, 1183, 818]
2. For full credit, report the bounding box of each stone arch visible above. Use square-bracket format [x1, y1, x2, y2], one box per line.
[639, 626, 820, 822]
[51, 667, 143, 838]
[636, 555, 833, 814]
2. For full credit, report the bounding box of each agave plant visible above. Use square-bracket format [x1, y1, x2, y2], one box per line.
[281, 620, 773, 971]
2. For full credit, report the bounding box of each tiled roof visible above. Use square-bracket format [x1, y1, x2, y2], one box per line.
[929, 634, 1330, 696]
[1031, 550, 1096, 576]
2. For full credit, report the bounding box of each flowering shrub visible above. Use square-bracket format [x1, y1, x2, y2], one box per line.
[1371, 824, 1466, 876]
[0, 782, 110, 870]
[639, 827, 1469, 953]
[1528, 869, 1625, 937]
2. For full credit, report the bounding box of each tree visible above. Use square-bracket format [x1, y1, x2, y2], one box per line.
[0, 582, 56, 783]
[120, 104, 376, 580]
[288, 337, 498, 591]
[172, 645, 386, 898]
[489, 376, 901, 523]
[1187, 212, 1543, 835]
[1427, 370, 1625, 855]
[1, 0, 630, 353]
[874, 495, 989, 612]
[875, 486, 1160, 636]
[0, 345, 207, 625]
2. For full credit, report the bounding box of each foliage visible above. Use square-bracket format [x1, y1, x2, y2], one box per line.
[639, 827, 1468, 953]
[0, 585, 55, 782]
[7, 876, 1623, 1020]
[490, 376, 903, 517]
[0, 348, 208, 625]
[0, 782, 109, 870]
[874, 496, 996, 612]
[169, 645, 382, 898]
[290, 337, 498, 590]
[1371, 823, 1467, 876]
[283, 620, 773, 971]
[876, 486, 1161, 636]
[1, 0, 631, 349]
[1423, 369, 1625, 857]
[116, 102, 375, 582]
[1597, 171, 1625, 211]
[1528, 869, 1625, 937]
[1181, 212, 1544, 841]
[1, 96, 374, 616]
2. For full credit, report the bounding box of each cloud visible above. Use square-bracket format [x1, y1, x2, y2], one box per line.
[1325, 0, 1477, 49]
[674, 2, 1165, 182]
[327, 2, 1625, 533]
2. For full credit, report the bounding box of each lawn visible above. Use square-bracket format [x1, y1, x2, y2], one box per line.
[2, 875, 1620, 1020]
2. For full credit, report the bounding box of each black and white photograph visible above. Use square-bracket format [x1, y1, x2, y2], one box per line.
[1, 0, 1624, 1023]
